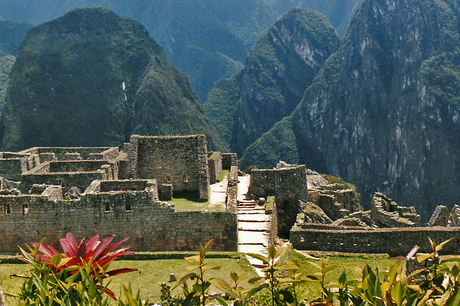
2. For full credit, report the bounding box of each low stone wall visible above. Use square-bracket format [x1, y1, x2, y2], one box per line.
[21, 147, 117, 161]
[0, 187, 237, 253]
[49, 160, 112, 173]
[291, 226, 460, 256]
[21, 171, 106, 194]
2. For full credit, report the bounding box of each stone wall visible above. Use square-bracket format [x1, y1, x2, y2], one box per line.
[291, 226, 460, 256]
[127, 135, 209, 200]
[49, 161, 114, 173]
[250, 166, 308, 238]
[371, 192, 419, 227]
[222, 153, 237, 170]
[208, 152, 222, 184]
[21, 171, 106, 194]
[0, 180, 237, 253]
[249, 170, 276, 198]
[20, 147, 118, 161]
[226, 165, 238, 212]
[308, 184, 362, 221]
[0, 158, 26, 181]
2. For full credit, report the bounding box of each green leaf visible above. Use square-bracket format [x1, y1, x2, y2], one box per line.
[416, 253, 435, 263]
[171, 272, 196, 290]
[212, 296, 229, 306]
[185, 255, 201, 263]
[209, 278, 234, 297]
[186, 264, 202, 271]
[387, 261, 401, 285]
[391, 281, 404, 306]
[306, 261, 322, 270]
[236, 273, 248, 285]
[230, 272, 238, 282]
[436, 238, 452, 252]
[246, 253, 269, 265]
[447, 288, 460, 306]
[248, 276, 263, 284]
[202, 265, 221, 272]
[269, 245, 277, 259]
[50, 253, 62, 268]
[279, 289, 294, 303]
[193, 282, 211, 293]
[321, 264, 338, 274]
[246, 283, 269, 297]
[339, 271, 347, 286]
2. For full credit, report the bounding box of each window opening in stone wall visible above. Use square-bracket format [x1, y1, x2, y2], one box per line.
[166, 175, 171, 183]
[104, 202, 110, 213]
[125, 201, 132, 212]
[183, 173, 188, 183]
[4, 204, 11, 215]
[23, 203, 28, 215]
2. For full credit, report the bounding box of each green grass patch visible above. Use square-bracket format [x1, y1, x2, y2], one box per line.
[167, 191, 224, 211]
[266, 195, 275, 211]
[217, 169, 229, 182]
[1, 256, 257, 303]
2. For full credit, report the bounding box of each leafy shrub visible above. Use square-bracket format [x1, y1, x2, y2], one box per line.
[8, 233, 139, 305]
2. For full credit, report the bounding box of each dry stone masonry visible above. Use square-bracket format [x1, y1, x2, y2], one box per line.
[1, 137, 460, 256]
[0, 135, 237, 252]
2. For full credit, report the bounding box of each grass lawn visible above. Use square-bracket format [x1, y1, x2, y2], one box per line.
[1, 250, 400, 304]
[217, 170, 229, 181]
[0, 255, 258, 303]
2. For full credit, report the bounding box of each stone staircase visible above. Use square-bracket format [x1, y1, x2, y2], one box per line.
[237, 198, 271, 276]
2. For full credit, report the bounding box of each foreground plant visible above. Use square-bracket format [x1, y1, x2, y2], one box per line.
[172, 239, 233, 306]
[9, 232, 139, 305]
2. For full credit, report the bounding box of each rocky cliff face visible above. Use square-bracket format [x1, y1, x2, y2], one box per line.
[205, 8, 340, 154]
[0, 20, 32, 111]
[242, 0, 460, 221]
[0, 8, 221, 151]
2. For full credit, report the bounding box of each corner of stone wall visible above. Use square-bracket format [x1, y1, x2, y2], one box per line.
[226, 165, 238, 213]
[126, 135, 139, 179]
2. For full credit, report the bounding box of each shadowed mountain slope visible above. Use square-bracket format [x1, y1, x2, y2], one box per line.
[0, 8, 221, 151]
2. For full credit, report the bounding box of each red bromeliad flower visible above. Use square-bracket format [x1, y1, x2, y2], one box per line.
[30, 232, 139, 278]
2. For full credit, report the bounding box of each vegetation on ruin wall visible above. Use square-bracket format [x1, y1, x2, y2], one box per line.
[322, 174, 357, 191]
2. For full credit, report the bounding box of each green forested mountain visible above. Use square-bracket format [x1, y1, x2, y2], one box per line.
[0, 20, 32, 110]
[0, 8, 221, 151]
[0, 0, 362, 102]
[242, 0, 460, 221]
[205, 8, 340, 153]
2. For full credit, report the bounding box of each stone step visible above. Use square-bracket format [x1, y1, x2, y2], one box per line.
[238, 211, 266, 215]
[238, 207, 264, 211]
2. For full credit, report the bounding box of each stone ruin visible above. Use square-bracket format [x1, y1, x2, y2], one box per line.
[0, 135, 239, 252]
[290, 170, 460, 256]
[1, 136, 460, 257]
